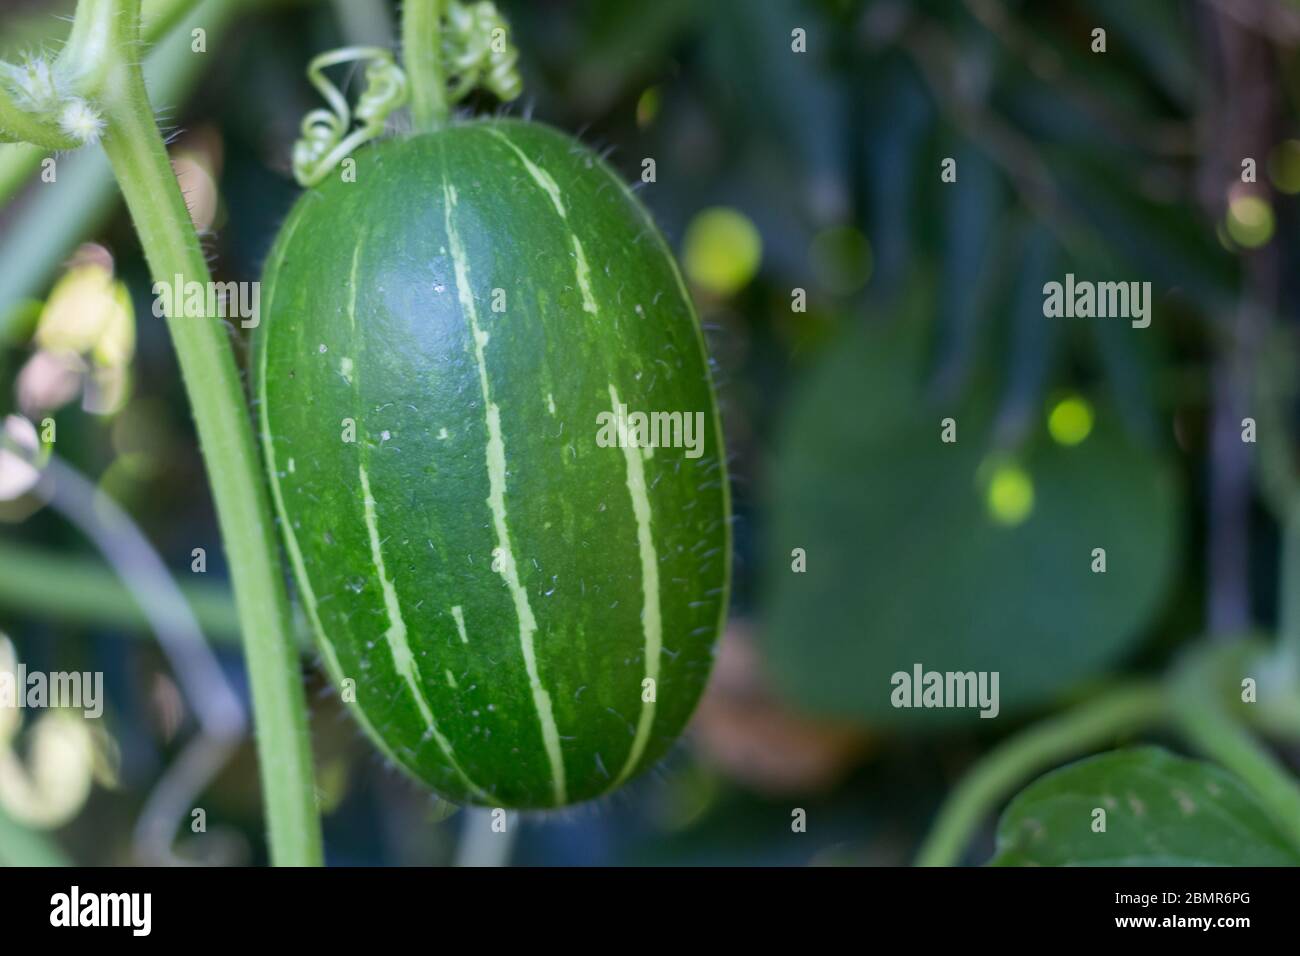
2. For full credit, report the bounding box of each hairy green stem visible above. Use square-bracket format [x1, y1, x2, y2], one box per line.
[60, 0, 121, 94]
[140, 0, 204, 37]
[0, 0, 199, 152]
[402, 0, 449, 131]
[93, 0, 321, 865]
[0, 89, 78, 150]
[0, 0, 204, 207]
[915, 684, 1168, 866]
[0, 0, 237, 328]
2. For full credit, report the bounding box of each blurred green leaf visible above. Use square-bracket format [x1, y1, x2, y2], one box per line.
[991, 747, 1300, 866]
[759, 299, 1181, 726]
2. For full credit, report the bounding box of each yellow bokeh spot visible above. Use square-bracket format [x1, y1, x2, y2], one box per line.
[986, 463, 1035, 527]
[636, 86, 661, 128]
[1268, 140, 1300, 195]
[1225, 195, 1274, 249]
[682, 207, 762, 297]
[1048, 395, 1094, 446]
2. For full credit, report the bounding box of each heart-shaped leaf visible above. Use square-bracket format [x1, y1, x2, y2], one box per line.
[759, 310, 1180, 726]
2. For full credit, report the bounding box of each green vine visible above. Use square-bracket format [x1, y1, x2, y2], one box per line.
[0, 0, 324, 866]
[915, 684, 1168, 867]
[96, 0, 322, 866]
[401, 0, 449, 132]
[917, 639, 1300, 865]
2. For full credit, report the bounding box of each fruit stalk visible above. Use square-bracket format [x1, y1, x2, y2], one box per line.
[91, 0, 322, 865]
[401, 0, 450, 132]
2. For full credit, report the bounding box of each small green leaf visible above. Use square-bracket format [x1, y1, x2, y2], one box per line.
[991, 747, 1300, 867]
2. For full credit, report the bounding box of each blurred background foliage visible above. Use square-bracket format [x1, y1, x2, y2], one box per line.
[1, 0, 1299, 865]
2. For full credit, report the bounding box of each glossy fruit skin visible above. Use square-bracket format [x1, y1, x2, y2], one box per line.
[256, 119, 730, 808]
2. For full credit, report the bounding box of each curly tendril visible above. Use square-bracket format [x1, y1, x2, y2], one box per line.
[442, 1, 523, 105]
[292, 47, 409, 188]
[290, 5, 522, 181]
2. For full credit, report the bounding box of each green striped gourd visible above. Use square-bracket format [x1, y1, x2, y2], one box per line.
[256, 119, 730, 808]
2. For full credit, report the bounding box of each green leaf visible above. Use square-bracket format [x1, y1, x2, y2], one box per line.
[759, 301, 1181, 726]
[991, 747, 1300, 867]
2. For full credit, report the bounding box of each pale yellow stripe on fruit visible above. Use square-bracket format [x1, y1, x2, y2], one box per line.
[570, 236, 598, 315]
[485, 128, 597, 315]
[347, 238, 363, 331]
[260, 207, 485, 797]
[452, 605, 469, 644]
[443, 172, 568, 806]
[606, 383, 662, 788]
[358, 464, 488, 800]
[485, 128, 567, 217]
[612, 173, 734, 677]
[257, 206, 398, 767]
[358, 464, 430, 721]
[339, 219, 487, 798]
